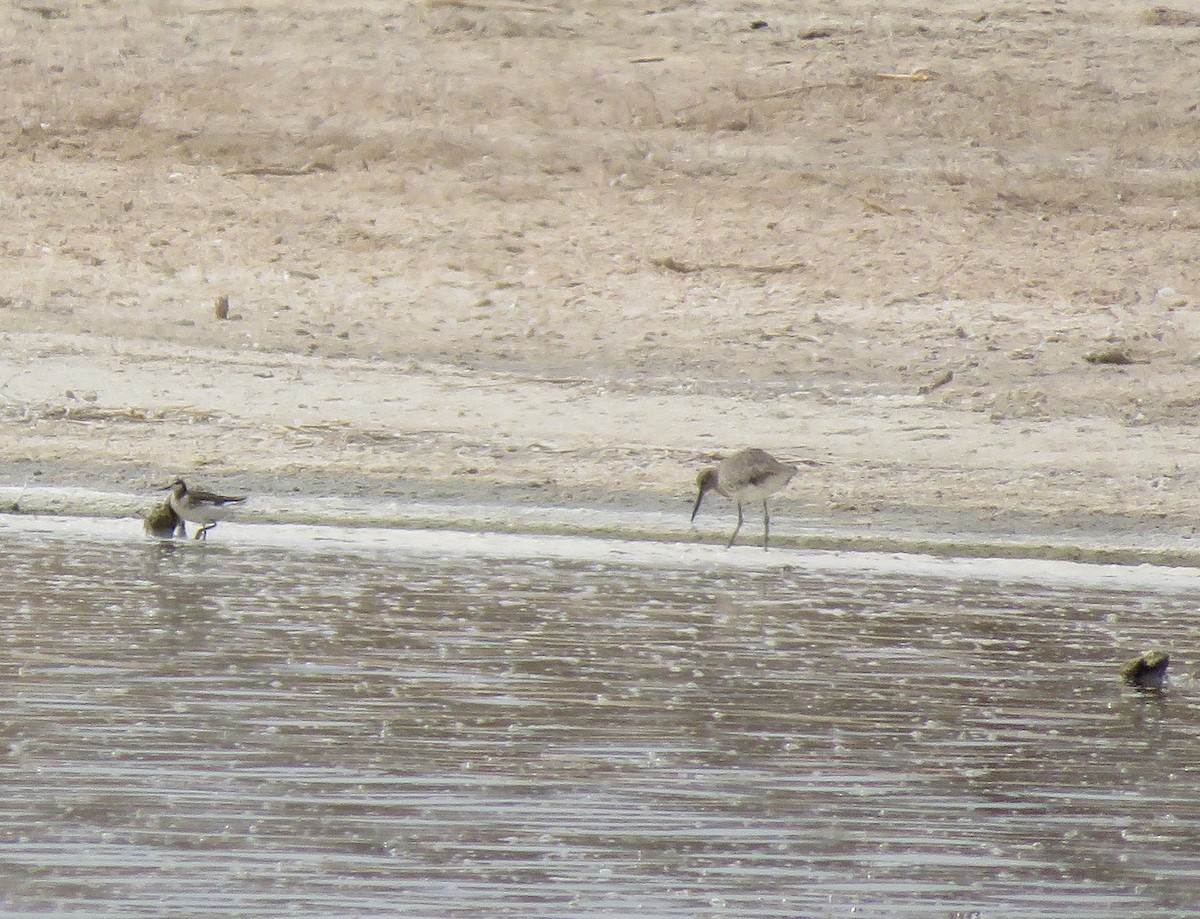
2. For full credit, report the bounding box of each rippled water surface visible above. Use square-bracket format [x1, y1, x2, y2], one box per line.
[3, 517, 1200, 917]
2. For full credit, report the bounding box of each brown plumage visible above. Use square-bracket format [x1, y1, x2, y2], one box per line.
[165, 478, 247, 540]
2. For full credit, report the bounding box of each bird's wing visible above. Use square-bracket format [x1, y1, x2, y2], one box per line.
[191, 490, 247, 505]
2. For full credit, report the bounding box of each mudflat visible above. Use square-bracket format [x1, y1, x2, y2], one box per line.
[2, 1, 1199, 552]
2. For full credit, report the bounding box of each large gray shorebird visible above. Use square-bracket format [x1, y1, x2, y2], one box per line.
[691, 448, 797, 549]
[165, 478, 247, 540]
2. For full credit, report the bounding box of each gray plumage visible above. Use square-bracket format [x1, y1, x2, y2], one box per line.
[691, 448, 797, 549]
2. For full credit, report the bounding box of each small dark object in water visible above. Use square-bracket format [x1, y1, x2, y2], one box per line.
[144, 499, 185, 539]
[1121, 649, 1170, 690]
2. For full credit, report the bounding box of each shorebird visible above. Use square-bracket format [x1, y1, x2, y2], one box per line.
[1121, 649, 1170, 691]
[143, 498, 186, 539]
[691, 448, 797, 549]
[164, 478, 247, 540]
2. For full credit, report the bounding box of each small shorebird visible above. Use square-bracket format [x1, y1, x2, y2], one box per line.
[1121, 649, 1170, 691]
[143, 498, 186, 539]
[691, 448, 797, 549]
[164, 478, 247, 540]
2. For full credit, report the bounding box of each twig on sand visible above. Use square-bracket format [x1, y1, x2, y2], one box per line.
[1145, 6, 1200, 27]
[651, 256, 806, 275]
[225, 161, 334, 178]
[1083, 347, 1136, 366]
[918, 369, 954, 395]
[16, 5, 68, 19]
[427, 0, 558, 13]
[875, 70, 933, 81]
[855, 195, 902, 216]
[735, 82, 840, 102]
[191, 5, 255, 14]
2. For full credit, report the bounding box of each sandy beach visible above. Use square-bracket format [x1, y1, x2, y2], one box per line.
[3, 0, 1200, 560]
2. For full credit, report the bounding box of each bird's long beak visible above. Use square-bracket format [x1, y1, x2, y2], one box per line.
[690, 488, 705, 522]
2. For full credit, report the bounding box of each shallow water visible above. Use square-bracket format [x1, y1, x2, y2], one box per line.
[2, 517, 1199, 917]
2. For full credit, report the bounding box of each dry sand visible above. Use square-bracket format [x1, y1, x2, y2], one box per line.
[3, 0, 1200, 560]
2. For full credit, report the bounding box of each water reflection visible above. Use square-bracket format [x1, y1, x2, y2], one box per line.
[1, 519, 1199, 917]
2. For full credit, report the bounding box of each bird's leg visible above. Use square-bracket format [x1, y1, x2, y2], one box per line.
[726, 503, 744, 548]
[196, 523, 214, 541]
[762, 501, 771, 550]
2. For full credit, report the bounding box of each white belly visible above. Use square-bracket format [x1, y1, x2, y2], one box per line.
[170, 495, 230, 525]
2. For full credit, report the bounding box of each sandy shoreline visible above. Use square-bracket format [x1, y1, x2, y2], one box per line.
[10, 512, 1200, 596]
[2, 327, 1200, 566]
[5, 475, 1200, 570]
[3, 2, 1200, 566]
